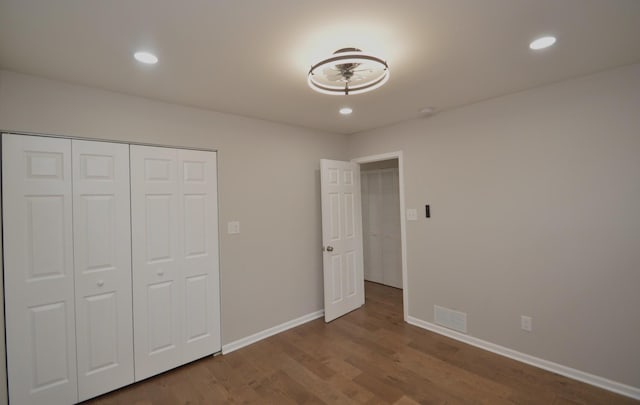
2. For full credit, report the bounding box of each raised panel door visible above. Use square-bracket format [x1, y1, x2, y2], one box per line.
[381, 168, 402, 289]
[130, 145, 182, 381]
[320, 159, 365, 322]
[2, 134, 78, 405]
[362, 171, 383, 284]
[179, 149, 220, 362]
[72, 140, 134, 400]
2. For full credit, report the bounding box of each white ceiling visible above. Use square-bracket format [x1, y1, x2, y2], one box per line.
[1, 0, 639, 134]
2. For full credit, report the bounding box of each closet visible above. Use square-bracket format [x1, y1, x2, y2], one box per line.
[361, 165, 402, 289]
[1, 133, 220, 404]
[130, 145, 221, 381]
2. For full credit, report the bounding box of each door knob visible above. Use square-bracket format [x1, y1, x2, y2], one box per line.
[96, 280, 104, 287]
[157, 270, 164, 276]
[326, 246, 334, 252]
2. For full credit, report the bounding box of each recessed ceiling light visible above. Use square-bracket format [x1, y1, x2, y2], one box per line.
[529, 36, 556, 50]
[339, 107, 353, 115]
[134, 51, 158, 64]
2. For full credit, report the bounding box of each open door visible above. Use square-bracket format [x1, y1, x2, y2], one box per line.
[320, 159, 365, 322]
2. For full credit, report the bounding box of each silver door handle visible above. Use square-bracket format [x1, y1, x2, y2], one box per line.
[326, 246, 334, 252]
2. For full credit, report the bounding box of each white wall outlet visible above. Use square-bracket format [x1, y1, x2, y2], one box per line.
[406, 208, 418, 221]
[521, 315, 533, 332]
[227, 221, 240, 234]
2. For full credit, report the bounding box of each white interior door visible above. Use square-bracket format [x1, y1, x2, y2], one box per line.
[380, 168, 402, 288]
[131, 145, 182, 380]
[320, 159, 365, 322]
[179, 149, 221, 363]
[2, 134, 78, 405]
[72, 140, 134, 400]
[361, 172, 372, 281]
[131, 145, 220, 381]
[362, 171, 383, 284]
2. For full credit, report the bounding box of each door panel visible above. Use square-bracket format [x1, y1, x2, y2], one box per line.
[3, 134, 78, 405]
[131, 145, 182, 381]
[26, 195, 67, 279]
[345, 251, 357, 297]
[73, 139, 134, 400]
[185, 274, 209, 342]
[131, 146, 220, 379]
[84, 292, 118, 372]
[344, 192, 355, 237]
[329, 193, 341, 240]
[320, 159, 364, 322]
[147, 281, 176, 354]
[331, 256, 342, 303]
[30, 302, 71, 390]
[145, 194, 173, 262]
[184, 195, 207, 257]
[179, 149, 220, 363]
[81, 195, 115, 270]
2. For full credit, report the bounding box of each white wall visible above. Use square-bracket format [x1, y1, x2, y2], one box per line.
[348, 63, 640, 388]
[0, 70, 347, 393]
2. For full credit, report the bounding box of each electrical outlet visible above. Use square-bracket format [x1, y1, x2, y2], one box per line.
[521, 315, 533, 332]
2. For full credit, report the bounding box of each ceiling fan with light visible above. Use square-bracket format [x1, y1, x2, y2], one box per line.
[307, 47, 389, 95]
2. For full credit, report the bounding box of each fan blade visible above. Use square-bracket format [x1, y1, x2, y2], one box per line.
[322, 66, 341, 76]
[349, 74, 372, 82]
[324, 73, 345, 82]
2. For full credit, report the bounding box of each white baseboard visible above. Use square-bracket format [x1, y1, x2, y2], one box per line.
[222, 310, 324, 354]
[407, 316, 640, 400]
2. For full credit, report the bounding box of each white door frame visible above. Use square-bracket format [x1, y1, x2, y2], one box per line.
[352, 151, 408, 321]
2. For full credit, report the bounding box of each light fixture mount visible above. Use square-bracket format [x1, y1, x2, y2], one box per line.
[308, 48, 389, 95]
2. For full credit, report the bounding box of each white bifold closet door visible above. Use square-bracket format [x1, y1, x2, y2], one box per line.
[361, 168, 402, 289]
[130, 145, 220, 381]
[2, 135, 134, 404]
[2, 134, 78, 405]
[72, 140, 134, 401]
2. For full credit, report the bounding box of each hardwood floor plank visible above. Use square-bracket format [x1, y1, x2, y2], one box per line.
[85, 282, 637, 405]
[392, 395, 422, 405]
[271, 335, 337, 380]
[352, 371, 405, 403]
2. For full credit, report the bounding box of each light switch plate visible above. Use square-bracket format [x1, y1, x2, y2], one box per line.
[521, 315, 533, 332]
[406, 208, 418, 221]
[227, 221, 240, 234]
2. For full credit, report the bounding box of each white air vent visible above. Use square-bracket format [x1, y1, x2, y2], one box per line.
[434, 305, 467, 333]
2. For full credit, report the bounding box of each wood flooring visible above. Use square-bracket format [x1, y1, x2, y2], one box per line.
[85, 282, 636, 404]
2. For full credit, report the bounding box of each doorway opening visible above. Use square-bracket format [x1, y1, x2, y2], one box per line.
[353, 152, 408, 321]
